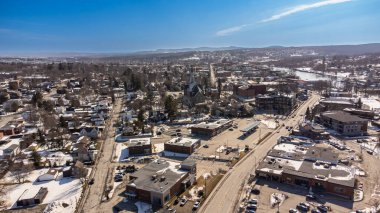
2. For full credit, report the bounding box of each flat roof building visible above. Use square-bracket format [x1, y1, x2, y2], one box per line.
[164, 137, 201, 155]
[190, 119, 233, 137]
[316, 111, 368, 136]
[128, 138, 152, 156]
[125, 159, 196, 209]
[256, 144, 355, 200]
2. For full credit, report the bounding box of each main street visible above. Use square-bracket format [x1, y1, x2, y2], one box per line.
[199, 93, 320, 213]
[79, 97, 123, 213]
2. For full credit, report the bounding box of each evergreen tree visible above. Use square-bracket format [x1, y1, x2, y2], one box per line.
[164, 95, 177, 119]
[357, 98, 362, 109]
[305, 107, 311, 121]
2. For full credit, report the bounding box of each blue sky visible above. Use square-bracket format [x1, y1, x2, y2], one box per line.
[0, 0, 379, 54]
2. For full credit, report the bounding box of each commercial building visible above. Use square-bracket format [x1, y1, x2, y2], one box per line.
[319, 98, 356, 111]
[190, 119, 233, 137]
[343, 108, 375, 119]
[255, 94, 297, 115]
[256, 144, 355, 200]
[164, 137, 201, 155]
[125, 159, 196, 209]
[128, 138, 152, 156]
[316, 111, 368, 136]
[292, 122, 330, 140]
[233, 84, 266, 100]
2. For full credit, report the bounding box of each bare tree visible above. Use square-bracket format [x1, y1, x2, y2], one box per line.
[0, 184, 7, 208]
[10, 163, 33, 184]
[74, 166, 88, 184]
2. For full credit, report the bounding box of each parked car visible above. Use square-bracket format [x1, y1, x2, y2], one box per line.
[317, 205, 329, 212]
[251, 188, 260, 195]
[173, 198, 179, 205]
[296, 204, 309, 211]
[246, 204, 257, 210]
[203, 144, 209, 148]
[193, 201, 200, 210]
[289, 209, 299, 213]
[311, 209, 321, 213]
[299, 202, 310, 210]
[88, 178, 95, 185]
[114, 176, 123, 182]
[247, 199, 258, 205]
[367, 150, 374, 155]
[306, 194, 317, 201]
[179, 198, 187, 206]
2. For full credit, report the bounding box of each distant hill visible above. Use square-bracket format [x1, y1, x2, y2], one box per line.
[300, 43, 380, 55]
[131, 43, 380, 56]
[135, 46, 244, 54]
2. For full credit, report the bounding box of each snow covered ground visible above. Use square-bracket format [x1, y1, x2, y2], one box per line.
[4, 168, 82, 212]
[153, 143, 164, 154]
[261, 119, 277, 129]
[114, 143, 130, 162]
[361, 142, 380, 156]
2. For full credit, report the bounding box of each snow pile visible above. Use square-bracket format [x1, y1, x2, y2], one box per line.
[270, 193, 287, 207]
[188, 186, 204, 201]
[261, 120, 277, 129]
[135, 201, 152, 213]
[43, 200, 75, 213]
[115, 143, 129, 162]
[153, 143, 164, 153]
[203, 173, 211, 179]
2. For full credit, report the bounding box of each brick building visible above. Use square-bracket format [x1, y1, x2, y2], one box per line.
[164, 137, 201, 155]
[125, 159, 196, 209]
[128, 138, 152, 156]
[255, 94, 297, 115]
[316, 111, 368, 136]
[190, 119, 233, 137]
[233, 84, 266, 100]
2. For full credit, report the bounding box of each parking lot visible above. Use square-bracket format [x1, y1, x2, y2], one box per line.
[252, 179, 354, 213]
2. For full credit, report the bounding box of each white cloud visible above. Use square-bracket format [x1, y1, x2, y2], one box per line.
[215, 0, 352, 36]
[261, 0, 352, 23]
[216, 24, 249, 36]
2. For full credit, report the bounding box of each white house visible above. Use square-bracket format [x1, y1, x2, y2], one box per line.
[37, 168, 59, 182]
[80, 127, 101, 139]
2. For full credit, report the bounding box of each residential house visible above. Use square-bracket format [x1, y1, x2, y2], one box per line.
[37, 169, 59, 182]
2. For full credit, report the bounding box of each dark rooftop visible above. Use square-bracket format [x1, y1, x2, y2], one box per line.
[321, 111, 368, 123]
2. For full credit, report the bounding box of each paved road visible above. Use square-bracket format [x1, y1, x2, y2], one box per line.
[199, 94, 320, 213]
[80, 98, 123, 213]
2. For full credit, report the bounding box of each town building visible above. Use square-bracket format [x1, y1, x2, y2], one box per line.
[190, 119, 233, 137]
[125, 159, 196, 209]
[182, 70, 205, 107]
[233, 83, 266, 101]
[164, 137, 201, 155]
[316, 111, 368, 136]
[255, 144, 355, 200]
[292, 122, 330, 140]
[319, 98, 356, 111]
[255, 94, 297, 115]
[128, 138, 152, 156]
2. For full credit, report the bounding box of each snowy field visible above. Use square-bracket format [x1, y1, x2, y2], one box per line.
[3, 168, 82, 212]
